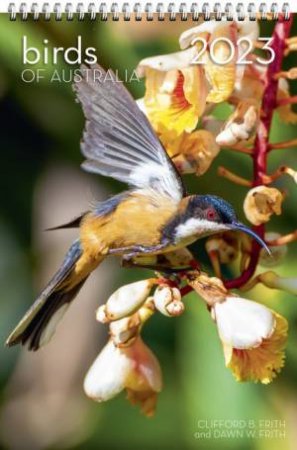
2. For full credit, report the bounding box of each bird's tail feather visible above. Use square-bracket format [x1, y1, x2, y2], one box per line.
[6, 239, 88, 351]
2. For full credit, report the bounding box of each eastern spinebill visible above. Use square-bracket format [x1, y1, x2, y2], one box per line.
[6, 64, 270, 351]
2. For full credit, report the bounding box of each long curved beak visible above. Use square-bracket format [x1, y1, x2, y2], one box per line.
[231, 222, 271, 255]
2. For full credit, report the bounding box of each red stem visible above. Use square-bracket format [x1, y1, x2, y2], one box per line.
[180, 16, 293, 297]
[225, 15, 293, 289]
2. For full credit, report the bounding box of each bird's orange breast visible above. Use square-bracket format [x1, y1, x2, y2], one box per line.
[80, 191, 178, 257]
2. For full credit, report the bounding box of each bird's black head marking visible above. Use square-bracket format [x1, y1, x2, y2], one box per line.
[187, 195, 237, 225]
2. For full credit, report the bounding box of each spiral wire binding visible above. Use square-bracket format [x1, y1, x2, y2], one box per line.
[8, 1, 290, 21]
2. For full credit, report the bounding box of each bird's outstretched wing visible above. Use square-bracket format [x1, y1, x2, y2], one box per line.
[73, 64, 186, 202]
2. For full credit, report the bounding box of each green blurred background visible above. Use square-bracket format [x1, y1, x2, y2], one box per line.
[0, 14, 297, 450]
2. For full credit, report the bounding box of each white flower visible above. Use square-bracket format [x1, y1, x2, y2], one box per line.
[212, 296, 287, 383]
[213, 296, 275, 349]
[84, 337, 162, 416]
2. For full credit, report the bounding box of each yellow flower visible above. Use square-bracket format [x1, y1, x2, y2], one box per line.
[84, 336, 162, 417]
[213, 296, 288, 383]
[159, 129, 220, 175]
[224, 314, 287, 384]
[243, 186, 283, 226]
[136, 48, 208, 135]
[179, 20, 258, 104]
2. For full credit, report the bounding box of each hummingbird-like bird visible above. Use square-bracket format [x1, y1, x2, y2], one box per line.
[6, 64, 269, 351]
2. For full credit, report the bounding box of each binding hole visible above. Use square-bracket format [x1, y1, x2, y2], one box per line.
[122, 2, 130, 21]
[247, 3, 256, 21]
[77, 3, 84, 21]
[8, 3, 16, 21]
[20, 2, 28, 21]
[145, 3, 153, 21]
[214, 3, 222, 20]
[202, 2, 210, 21]
[157, 3, 165, 21]
[270, 3, 278, 20]
[225, 3, 234, 21]
[179, 2, 187, 21]
[54, 3, 62, 21]
[31, 2, 39, 20]
[42, 2, 51, 21]
[99, 2, 107, 21]
[168, 2, 176, 21]
[111, 2, 119, 21]
[65, 3, 73, 20]
[236, 3, 245, 20]
[282, 3, 290, 20]
[191, 3, 199, 21]
[88, 3, 96, 21]
[134, 3, 142, 21]
[259, 3, 267, 20]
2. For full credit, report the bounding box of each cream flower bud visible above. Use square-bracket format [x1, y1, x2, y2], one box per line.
[259, 232, 287, 268]
[213, 296, 275, 349]
[84, 337, 162, 416]
[259, 271, 297, 295]
[243, 186, 283, 226]
[153, 286, 184, 317]
[96, 279, 154, 323]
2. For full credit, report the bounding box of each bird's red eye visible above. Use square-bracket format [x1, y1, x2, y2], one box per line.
[206, 208, 216, 221]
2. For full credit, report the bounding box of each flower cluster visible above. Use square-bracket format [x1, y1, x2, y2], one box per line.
[85, 15, 297, 416]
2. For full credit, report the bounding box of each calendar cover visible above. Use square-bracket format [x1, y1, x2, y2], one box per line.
[0, 2, 296, 450]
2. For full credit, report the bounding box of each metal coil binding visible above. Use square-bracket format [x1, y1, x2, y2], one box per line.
[8, 2, 290, 21]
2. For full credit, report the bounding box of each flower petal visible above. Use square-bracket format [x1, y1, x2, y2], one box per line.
[214, 296, 276, 349]
[216, 100, 259, 146]
[124, 336, 163, 393]
[137, 47, 197, 74]
[224, 313, 288, 383]
[84, 340, 130, 401]
[137, 52, 208, 135]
